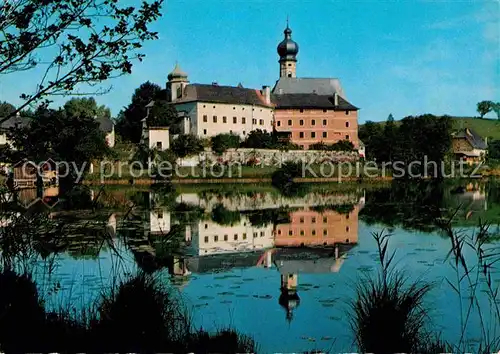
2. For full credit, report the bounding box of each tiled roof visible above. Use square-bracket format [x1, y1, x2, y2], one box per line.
[0, 115, 31, 130]
[452, 128, 487, 150]
[272, 77, 345, 98]
[97, 116, 114, 133]
[272, 93, 358, 110]
[176, 84, 271, 108]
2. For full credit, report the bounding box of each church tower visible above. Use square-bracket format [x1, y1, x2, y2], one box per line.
[167, 63, 189, 102]
[277, 21, 299, 78]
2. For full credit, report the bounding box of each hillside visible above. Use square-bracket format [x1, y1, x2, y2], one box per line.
[363, 117, 500, 140]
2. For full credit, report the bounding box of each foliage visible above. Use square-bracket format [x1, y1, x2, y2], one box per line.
[309, 140, 354, 152]
[170, 134, 204, 159]
[0, 102, 16, 119]
[350, 231, 448, 353]
[115, 81, 163, 142]
[311, 203, 355, 215]
[360, 115, 452, 174]
[271, 162, 310, 197]
[477, 101, 494, 119]
[0, 0, 163, 121]
[64, 97, 111, 120]
[241, 129, 275, 149]
[211, 203, 241, 226]
[147, 100, 181, 134]
[7, 103, 111, 187]
[488, 139, 500, 160]
[211, 133, 240, 155]
[242, 208, 292, 227]
[0, 270, 256, 352]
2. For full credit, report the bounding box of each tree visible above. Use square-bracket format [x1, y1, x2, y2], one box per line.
[7, 101, 112, 187]
[211, 204, 241, 226]
[488, 140, 500, 160]
[358, 121, 384, 160]
[381, 114, 398, 162]
[170, 134, 204, 159]
[241, 129, 274, 149]
[492, 102, 500, 120]
[64, 97, 111, 120]
[147, 100, 181, 134]
[477, 101, 493, 118]
[330, 140, 355, 152]
[115, 81, 163, 142]
[211, 133, 240, 155]
[0, 102, 16, 119]
[0, 0, 163, 122]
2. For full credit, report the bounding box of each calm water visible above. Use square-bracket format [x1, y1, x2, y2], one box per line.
[16, 180, 500, 352]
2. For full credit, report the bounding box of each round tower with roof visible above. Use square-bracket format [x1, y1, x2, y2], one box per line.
[277, 20, 299, 78]
[167, 63, 189, 102]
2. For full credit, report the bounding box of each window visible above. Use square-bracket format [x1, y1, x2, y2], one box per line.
[289, 230, 293, 236]
[323, 119, 327, 126]
[300, 109, 304, 113]
[213, 116, 217, 123]
[203, 115, 208, 122]
[345, 121, 350, 128]
[311, 119, 316, 126]
[252, 108, 255, 111]
[203, 129, 207, 135]
[345, 135, 350, 140]
[156, 141, 162, 149]
[323, 217, 327, 223]
[203, 105, 206, 108]
[204, 236, 209, 243]
[300, 119, 304, 126]
[323, 229, 328, 236]
[278, 230, 282, 235]
[243, 233, 247, 239]
[312, 230, 316, 236]
[346, 226, 350, 232]
[312, 217, 316, 223]
[299, 132, 304, 138]
[224, 234, 228, 241]
[299, 217, 304, 223]
[213, 105, 216, 108]
[223, 116, 227, 123]
[345, 110, 350, 115]
[229, 130, 233, 134]
[300, 230, 304, 236]
[288, 120, 292, 126]
[242, 117, 246, 124]
[323, 132, 327, 138]
[260, 231, 264, 237]
[311, 132, 316, 138]
[259, 119, 264, 125]
[323, 109, 327, 113]
[288, 63, 292, 67]
[253, 232, 257, 238]
[205, 224, 208, 229]
[252, 118, 257, 124]
[233, 117, 237, 123]
[233, 107, 236, 110]
[300, 145, 304, 149]
[243, 131, 246, 135]
[158, 211, 163, 219]
[346, 214, 350, 220]
[234, 234, 238, 240]
[277, 121, 281, 127]
[242, 107, 245, 110]
[214, 235, 218, 242]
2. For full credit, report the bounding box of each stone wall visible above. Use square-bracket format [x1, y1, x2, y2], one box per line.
[177, 148, 359, 167]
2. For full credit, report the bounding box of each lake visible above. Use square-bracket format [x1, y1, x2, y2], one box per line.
[4, 180, 500, 352]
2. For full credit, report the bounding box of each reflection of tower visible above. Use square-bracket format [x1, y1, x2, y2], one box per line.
[279, 273, 300, 322]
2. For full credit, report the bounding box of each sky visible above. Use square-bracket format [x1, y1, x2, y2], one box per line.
[1, 0, 499, 122]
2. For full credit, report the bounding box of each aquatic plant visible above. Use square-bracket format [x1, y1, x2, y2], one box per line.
[349, 231, 447, 353]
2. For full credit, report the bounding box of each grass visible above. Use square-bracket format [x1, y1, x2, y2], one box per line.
[0, 270, 257, 353]
[350, 231, 446, 353]
[451, 117, 500, 140]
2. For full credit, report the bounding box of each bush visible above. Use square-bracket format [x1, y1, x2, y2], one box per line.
[211, 133, 240, 155]
[170, 134, 204, 158]
[211, 203, 241, 226]
[310, 140, 354, 151]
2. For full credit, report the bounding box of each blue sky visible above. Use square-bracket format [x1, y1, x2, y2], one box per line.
[1, 0, 498, 122]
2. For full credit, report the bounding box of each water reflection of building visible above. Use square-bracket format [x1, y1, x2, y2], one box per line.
[275, 205, 360, 247]
[16, 186, 59, 209]
[190, 216, 274, 256]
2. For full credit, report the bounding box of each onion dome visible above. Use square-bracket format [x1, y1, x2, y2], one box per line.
[168, 63, 188, 81]
[277, 25, 299, 61]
